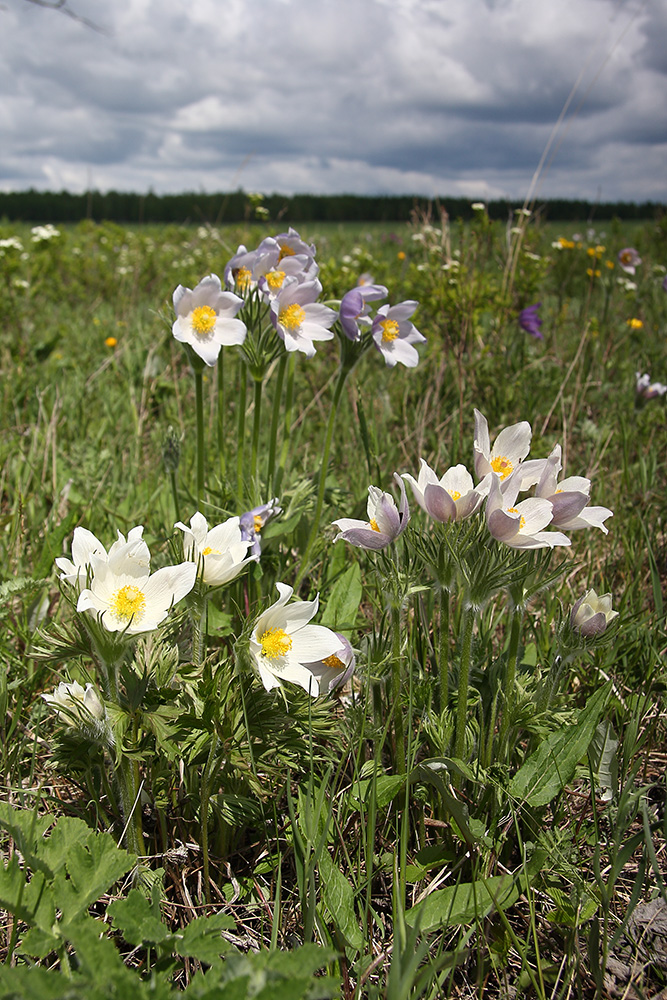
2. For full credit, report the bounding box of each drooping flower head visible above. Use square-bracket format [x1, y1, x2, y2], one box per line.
[571, 589, 618, 637]
[332, 474, 409, 550]
[485, 474, 571, 550]
[249, 583, 341, 695]
[239, 498, 282, 558]
[518, 302, 543, 340]
[339, 283, 388, 341]
[175, 512, 257, 586]
[371, 301, 426, 368]
[270, 279, 337, 357]
[535, 444, 613, 535]
[56, 526, 150, 587]
[617, 248, 642, 275]
[172, 274, 247, 366]
[304, 633, 356, 695]
[402, 460, 491, 523]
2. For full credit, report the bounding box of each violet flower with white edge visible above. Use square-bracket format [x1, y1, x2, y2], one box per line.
[473, 409, 545, 491]
[273, 227, 316, 262]
[270, 279, 337, 357]
[172, 274, 247, 367]
[402, 460, 491, 523]
[486, 474, 571, 550]
[240, 498, 282, 558]
[332, 475, 409, 550]
[175, 512, 257, 587]
[618, 248, 642, 275]
[56, 526, 150, 587]
[249, 583, 341, 695]
[372, 301, 426, 368]
[339, 283, 388, 341]
[535, 445, 613, 535]
[77, 545, 196, 635]
[304, 633, 356, 695]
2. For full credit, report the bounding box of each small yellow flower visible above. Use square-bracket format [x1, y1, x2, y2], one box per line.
[586, 268, 601, 278]
[627, 318, 643, 330]
[397, 250, 406, 261]
[605, 260, 614, 269]
[105, 336, 117, 348]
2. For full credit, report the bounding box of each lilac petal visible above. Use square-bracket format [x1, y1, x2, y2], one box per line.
[423, 484, 457, 522]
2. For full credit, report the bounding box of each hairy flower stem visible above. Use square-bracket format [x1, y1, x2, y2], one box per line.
[194, 370, 205, 508]
[391, 606, 406, 775]
[274, 354, 296, 495]
[454, 605, 474, 774]
[200, 732, 218, 905]
[117, 743, 145, 859]
[438, 588, 450, 713]
[498, 608, 522, 756]
[217, 351, 226, 481]
[295, 365, 349, 588]
[251, 376, 263, 503]
[236, 365, 247, 505]
[267, 354, 287, 493]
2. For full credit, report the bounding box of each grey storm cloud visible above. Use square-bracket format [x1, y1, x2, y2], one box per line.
[0, 0, 664, 201]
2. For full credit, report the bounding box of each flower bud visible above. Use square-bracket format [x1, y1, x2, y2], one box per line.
[570, 589, 618, 637]
[42, 681, 105, 723]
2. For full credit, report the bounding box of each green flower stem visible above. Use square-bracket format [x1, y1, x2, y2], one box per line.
[236, 364, 248, 505]
[217, 351, 226, 481]
[267, 354, 287, 493]
[169, 467, 180, 525]
[498, 608, 522, 755]
[194, 369, 205, 508]
[454, 604, 474, 770]
[391, 604, 406, 775]
[295, 364, 349, 588]
[251, 375, 263, 502]
[438, 588, 450, 713]
[117, 751, 145, 859]
[200, 732, 219, 905]
[274, 353, 296, 496]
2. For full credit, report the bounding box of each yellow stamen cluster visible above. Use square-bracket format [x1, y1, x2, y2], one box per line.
[322, 653, 345, 670]
[278, 303, 306, 331]
[265, 270, 286, 291]
[191, 305, 217, 338]
[235, 267, 252, 292]
[202, 546, 221, 556]
[369, 518, 380, 531]
[253, 515, 263, 533]
[278, 245, 295, 261]
[380, 319, 399, 342]
[111, 585, 146, 623]
[260, 628, 292, 658]
[491, 455, 513, 480]
[507, 507, 526, 530]
[448, 490, 461, 501]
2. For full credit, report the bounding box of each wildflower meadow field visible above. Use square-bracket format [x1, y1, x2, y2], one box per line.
[1, 205, 666, 999]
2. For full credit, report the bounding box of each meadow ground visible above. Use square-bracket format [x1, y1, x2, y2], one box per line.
[0, 207, 666, 999]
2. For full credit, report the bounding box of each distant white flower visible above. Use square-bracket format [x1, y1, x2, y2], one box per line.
[31, 224, 60, 242]
[172, 274, 247, 366]
[175, 511, 256, 586]
[371, 301, 426, 368]
[56, 526, 149, 587]
[636, 372, 667, 400]
[250, 583, 341, 695]
[471, 202, 486, 211]
[42, 680, 105, 724]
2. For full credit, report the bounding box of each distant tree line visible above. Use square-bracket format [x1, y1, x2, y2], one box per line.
[0, 188, 663, 225]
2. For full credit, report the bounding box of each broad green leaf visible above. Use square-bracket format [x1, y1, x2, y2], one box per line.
[405, 874, 518, 931]
[588, 719, 619, 802]
[57, 831, 136, 926]
[174, 912, 235, 963]
[0, 859, 55, 933]
[0, 964, 75, 1000]
[510, 682, 611, 807]
[319, 849, 363, 951]
[108, 888, 171, 947]
[0, 802, 54, 876]
[65, 919, 145, 992]
[319, 564, 362, 632]
[39, 815, 93, 877]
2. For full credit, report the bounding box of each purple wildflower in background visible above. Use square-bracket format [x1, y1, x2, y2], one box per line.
[518, 303, 543, 340]
[618, 248, 642, 275]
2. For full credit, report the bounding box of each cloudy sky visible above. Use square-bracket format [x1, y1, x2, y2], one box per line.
[1, 0, 665, 202]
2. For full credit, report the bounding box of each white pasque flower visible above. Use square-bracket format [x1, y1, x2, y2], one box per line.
[56, 526, 150, 586]
[172, 274, 247, 366]
[175, 512, 257, 586]
[402, 459, 491, 522]
[42, 680, 105, 724]
[77, 546, 197, 635]
[486, 474, 571, 550]
[250, 583, 342, 695]
[304, 633, 356, 695]
[332, 475, 409, 550]
[571, 589, 618, 637]
[535, 445, 613, 534]
[473, 409, 545, 490]
[270, 279, 337, 357]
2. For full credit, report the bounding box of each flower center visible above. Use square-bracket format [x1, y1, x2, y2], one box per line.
[202, 546, 221, 556]
[253, 515, 263, 533]
[278, 245, 295, 261]
[506, 507, 526, 530]
[111, 584, 146, 623]
[491, 455, 513, 480]
[278, 303, 306, 332]
[191, 305, 217, 338]
[448, 490, 461, 501]
[369, 518, 380, 531]
[322, 653, 345, 670]
[260, 628, 293, 658]
[235, 266, 252, 292]
[380, 319, 399, 342]
[266, 270, 286, 291]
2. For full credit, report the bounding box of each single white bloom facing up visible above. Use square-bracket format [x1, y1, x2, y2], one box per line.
[175, 511, 257, 586]
[56, 526, 149, 586]
[371, 301, 426, 368]
[172, 274, 247, 367]
[77, 550, 197, 635]
[486, 475, 571, 550]
[250, 583, 342, 695]
[402, 459, 491, 522]
[535, 445, 613, 535]
[473, 409, 545, 490]
[42, 680, 105, 724]
[571, 589, 618, 637]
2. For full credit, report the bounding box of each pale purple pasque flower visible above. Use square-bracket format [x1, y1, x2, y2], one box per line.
[636, 371, 667, 401]
[258, 254, 318, 301]
[473, 409, 545, 491]
[270, 279, 337, 357]
[535, 444, 612, 535]
[485, 473, 571, 550]
[240, 498, 282, 558]
[304, 633, 356, 695]
[372, 301, 426, 368]
[402, 460, 491, 522]
[332, 474, 409, 550]
[339, 283, 388, 341]
[274, 227, 316, 262]
[571, 589, 618, 637]
[518, 302, 543, 340]
[618, 248, 642, 275]
[173, 274, 246, 366]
